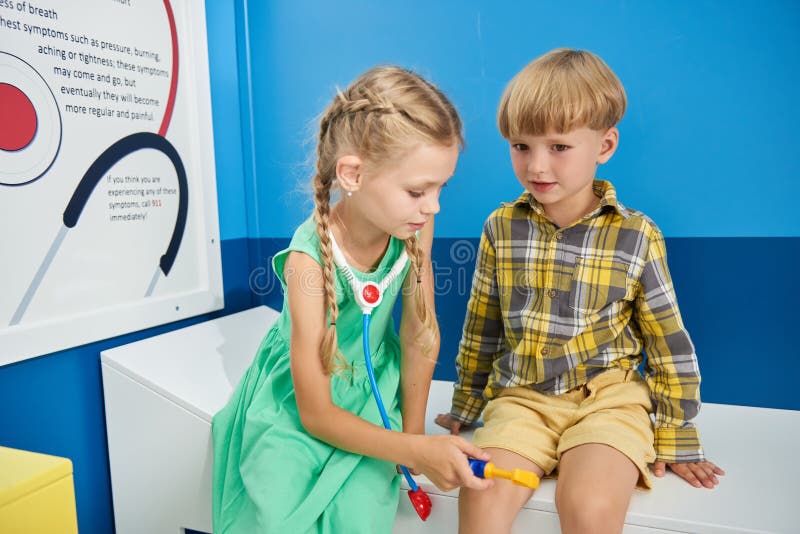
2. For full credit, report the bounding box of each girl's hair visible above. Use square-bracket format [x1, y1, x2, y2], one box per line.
[312, 66, 462, 374]
[497, 48, 627, 138]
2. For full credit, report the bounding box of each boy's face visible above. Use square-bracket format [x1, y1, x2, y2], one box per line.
[508, 127, 618, 226]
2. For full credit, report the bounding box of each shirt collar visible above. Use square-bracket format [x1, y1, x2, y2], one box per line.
[510, 180, 630, 220]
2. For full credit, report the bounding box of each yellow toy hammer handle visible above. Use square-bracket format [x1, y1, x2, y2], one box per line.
[484, 462, 540, 489]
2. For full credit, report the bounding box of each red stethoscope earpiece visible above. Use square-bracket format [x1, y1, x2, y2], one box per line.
[329, 232, 406, 315]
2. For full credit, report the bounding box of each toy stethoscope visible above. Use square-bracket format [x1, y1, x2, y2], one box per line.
[8, 0, 186, 326]
[329, 231, 433, 521]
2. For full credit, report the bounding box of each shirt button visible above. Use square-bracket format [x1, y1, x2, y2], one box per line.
[547, 289, 557, 298]
[555, 232, 563, 240]
[541, 347, 550, 356]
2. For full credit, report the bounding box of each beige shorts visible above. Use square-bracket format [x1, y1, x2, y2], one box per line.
[473, 368, 656, 490]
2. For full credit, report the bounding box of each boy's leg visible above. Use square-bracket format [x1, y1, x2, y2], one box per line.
[555, 443, 638, 534]
[462, 384, 580, 534]
[458, 447, 544, 534]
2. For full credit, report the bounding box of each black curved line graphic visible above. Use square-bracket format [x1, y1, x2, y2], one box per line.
[63, 132, 188, 275]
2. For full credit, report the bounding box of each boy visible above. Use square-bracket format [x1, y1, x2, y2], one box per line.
[435, 49, 724, 533]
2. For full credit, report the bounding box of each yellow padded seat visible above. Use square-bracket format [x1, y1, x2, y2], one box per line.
[0, 446, 78, 534]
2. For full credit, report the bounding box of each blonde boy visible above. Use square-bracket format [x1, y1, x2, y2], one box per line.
[436, 49, 724, 533]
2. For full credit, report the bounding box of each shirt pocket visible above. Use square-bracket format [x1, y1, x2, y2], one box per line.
[499, 268, 542, 332]
[569, 257, 631, 316]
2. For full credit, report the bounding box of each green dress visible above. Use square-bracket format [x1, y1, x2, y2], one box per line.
[212, 218, 411, 533]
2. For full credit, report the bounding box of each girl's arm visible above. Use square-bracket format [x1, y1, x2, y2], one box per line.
[286, 250, 491, 492]
[399, 218, 439, 436]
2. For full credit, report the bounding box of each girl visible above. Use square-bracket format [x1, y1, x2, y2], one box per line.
[212, 66, 492, 533]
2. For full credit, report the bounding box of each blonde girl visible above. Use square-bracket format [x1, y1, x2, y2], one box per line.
[212, 66, 492, 534]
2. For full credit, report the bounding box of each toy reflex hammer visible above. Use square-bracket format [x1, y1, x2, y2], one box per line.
[469, 458, 540, 489]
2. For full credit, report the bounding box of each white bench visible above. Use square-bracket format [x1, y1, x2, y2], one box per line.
[101, 306, 799, 534]
[395, 383, 800, 533]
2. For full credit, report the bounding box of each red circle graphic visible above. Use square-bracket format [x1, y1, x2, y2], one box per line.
[0, 83, 37, 151]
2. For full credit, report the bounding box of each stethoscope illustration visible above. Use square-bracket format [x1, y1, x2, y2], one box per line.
[9, 133, 188, 326]
[329, 231, 433, 520]
[8, 0, 185, 327]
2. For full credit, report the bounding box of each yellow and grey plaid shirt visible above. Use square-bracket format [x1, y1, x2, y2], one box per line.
[451, 180, 704, 463]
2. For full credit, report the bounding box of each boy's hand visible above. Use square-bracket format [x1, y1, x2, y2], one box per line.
[434, 412, 466, 434]
[653, 460, 725, 488]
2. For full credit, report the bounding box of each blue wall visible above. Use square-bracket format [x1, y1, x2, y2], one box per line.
[241, 0, 800, 410]
[1, 2, 799, 533]
[243, 0, 800, 238]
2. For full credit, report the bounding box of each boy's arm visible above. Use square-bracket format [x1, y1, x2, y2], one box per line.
[451, 220, 505, 425]
[635, 227, 704, 463]
[399, 217, 439, 436]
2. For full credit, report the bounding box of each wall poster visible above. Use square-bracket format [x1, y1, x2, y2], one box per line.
[0, 0, 223, 365]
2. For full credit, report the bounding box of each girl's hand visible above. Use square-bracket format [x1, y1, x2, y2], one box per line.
[434, 412, 467, 435]
[652, 460, 725, 488]
[411, 434, 494, 492]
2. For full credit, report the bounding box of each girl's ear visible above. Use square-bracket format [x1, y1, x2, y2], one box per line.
[336, 154, 363, 193]
[596, 127, 619, 164]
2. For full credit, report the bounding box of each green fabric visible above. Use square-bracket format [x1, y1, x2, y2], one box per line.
[212, 217, 411, 533]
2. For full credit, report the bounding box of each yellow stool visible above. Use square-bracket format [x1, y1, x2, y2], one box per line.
[0, 446, 78, 534]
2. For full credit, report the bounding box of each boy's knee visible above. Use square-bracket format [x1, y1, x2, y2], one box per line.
[556, 490, 624, 531]
[458, 484, 531, 532]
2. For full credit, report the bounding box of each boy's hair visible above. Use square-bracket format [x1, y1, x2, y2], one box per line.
[312, 65, 462, 374]
[497, 48, 626, 138]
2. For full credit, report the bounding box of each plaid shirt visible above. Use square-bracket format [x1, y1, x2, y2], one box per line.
[451, 180, 704, 463]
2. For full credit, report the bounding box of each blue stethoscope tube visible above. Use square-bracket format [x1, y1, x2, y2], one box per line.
[361, 313, 420, 492]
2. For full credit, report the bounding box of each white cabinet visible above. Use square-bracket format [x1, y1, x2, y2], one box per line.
[101, 305, 799, 534]
[101, 306, 279, 534]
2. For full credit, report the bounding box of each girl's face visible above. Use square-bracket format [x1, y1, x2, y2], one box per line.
[354, 143, 459, 240]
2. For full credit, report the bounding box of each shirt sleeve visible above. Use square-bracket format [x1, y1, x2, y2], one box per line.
[635, 226, 705, 463]
[451, 218, 506, 425]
